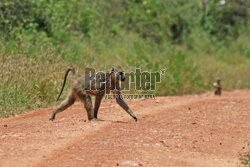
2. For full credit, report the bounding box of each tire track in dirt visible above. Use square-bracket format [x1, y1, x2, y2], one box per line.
[0, 90, 250, 167]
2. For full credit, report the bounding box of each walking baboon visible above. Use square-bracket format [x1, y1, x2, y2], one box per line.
[50, 66, 137, 122]
[213, 78, 222, 95]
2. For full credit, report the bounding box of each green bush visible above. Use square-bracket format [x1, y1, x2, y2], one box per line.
[201, 0, 249, 40]
[121, 0, 198, 43]
[0, 0, 36, 33]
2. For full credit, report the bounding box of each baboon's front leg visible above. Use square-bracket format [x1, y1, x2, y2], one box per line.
[114, 91, 137, 121]
[93, 92, 105, 121]
[50, 92, 76, 121]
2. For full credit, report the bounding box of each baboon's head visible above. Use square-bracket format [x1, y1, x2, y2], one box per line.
[110, 65, 125, 82]
[216, 78, 221, 84]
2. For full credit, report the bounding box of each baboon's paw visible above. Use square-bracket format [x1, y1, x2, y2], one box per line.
[49, 118, 55, 121]
[91, 118, 105, 121]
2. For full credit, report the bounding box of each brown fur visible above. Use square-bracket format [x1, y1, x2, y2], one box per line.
[213, 79, 222, 96]
[50, 66, 137, 121]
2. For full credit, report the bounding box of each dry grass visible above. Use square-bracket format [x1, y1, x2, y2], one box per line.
[0, 47, 70, 117]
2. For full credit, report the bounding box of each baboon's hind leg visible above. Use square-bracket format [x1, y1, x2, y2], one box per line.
[93, 93, 105, 121]
[77, 93, 95, 121]
[50, 92, 76, 121]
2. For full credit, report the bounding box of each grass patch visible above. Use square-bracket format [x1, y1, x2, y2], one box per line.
[240, 150, 250, 167]
[1, 31, 250, 118]
[0, 0, 250, 118]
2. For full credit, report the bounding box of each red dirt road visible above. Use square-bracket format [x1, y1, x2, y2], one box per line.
[0, 90, 249, 167]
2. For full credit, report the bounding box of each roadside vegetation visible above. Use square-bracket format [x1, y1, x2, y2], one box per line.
[240, 150, 250, 167]
[0, 0, 249, 117]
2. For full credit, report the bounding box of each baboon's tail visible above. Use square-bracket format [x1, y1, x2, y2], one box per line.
[56, 68, 76, 101]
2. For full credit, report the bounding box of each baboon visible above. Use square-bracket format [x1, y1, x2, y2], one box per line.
[213, 78, 222, 95]
[50, 66, 137, 122]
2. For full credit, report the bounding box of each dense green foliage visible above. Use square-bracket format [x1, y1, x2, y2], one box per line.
[0, 0, 250, 117]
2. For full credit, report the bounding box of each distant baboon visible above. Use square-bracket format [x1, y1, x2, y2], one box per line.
[50, 66, 137, 122]
[213, 78, 222, 95]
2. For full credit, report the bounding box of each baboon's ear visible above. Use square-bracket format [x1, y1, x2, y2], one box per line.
[111, 66, 114, 73]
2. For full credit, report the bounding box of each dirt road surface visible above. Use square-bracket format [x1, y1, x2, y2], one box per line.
[0, 90, 249, 167]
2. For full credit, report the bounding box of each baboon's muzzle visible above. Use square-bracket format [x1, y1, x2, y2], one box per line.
[121, 76, 126, 81]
